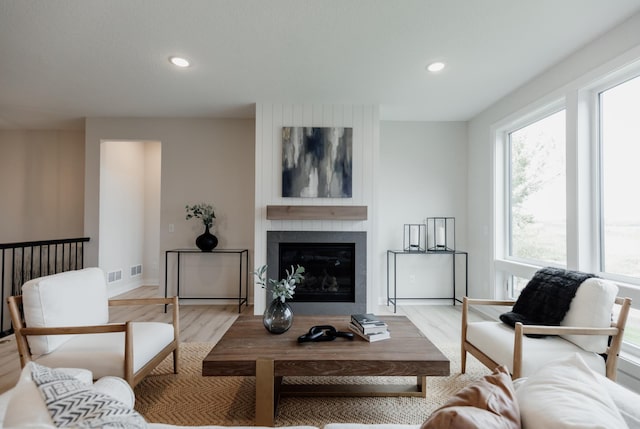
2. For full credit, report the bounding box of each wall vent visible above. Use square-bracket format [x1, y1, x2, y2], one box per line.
[107, 270, 122, 283]
[130, 264, 142, 277]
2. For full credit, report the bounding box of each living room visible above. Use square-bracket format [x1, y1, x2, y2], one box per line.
[2, 1, 640, 427]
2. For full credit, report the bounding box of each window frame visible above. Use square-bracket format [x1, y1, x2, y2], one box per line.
[492, 62, 640, 360]
[593, 71, 640, 286]
[497, 100, 568, 269]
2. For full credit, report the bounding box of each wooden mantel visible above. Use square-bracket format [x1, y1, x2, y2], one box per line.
[266, 205, 368, 221]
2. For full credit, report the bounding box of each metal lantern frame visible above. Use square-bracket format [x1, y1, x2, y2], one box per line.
[426, 217, 455, 251]
[403, 224, 426, 252]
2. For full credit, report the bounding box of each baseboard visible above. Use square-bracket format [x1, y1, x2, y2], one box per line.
[107, 279, 143, 298]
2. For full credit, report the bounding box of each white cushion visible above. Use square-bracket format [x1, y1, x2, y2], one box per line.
[148, 423, 320, 429]
[22, 267, 109, 355]
[324, 425, 420, 429]
[27, 362, 147, 428]
[3, 363, 55, 428]
[595, 372, 640, 429]
[34, 322, 175, 379]
[515, 353, 628, 429]
[93, 376, 136, 408]
[561, 277, 618, 353]
[466, 321, 606, 377]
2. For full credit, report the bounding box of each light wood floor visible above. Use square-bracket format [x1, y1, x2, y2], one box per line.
[0, 286, 488, 394]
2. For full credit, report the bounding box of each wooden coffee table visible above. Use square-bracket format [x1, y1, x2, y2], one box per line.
[202, 314, 449, 425]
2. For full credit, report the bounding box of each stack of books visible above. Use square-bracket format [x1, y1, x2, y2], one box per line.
[349, 313, 390, 342]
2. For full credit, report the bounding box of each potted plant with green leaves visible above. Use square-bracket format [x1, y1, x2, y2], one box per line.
[185, 203, 218, 251]
[253, 264, 305, 334]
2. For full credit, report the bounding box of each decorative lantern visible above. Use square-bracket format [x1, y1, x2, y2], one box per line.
[427, 217, 455, 251]
[403, 224, 426, 252]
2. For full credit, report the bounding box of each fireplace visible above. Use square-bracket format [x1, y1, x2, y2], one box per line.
[267, 231, 366, 315]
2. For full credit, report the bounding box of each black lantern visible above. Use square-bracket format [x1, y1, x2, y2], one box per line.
[403, 224, 426, 252]
[427, 217, 455, 251]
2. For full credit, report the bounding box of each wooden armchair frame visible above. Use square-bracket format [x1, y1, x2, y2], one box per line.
[7, 295, 180, 387]
[461, 296, 631, 380]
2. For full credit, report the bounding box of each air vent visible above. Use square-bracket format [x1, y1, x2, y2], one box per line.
[107, 270, 122, 283]
[130, 264, 142, 277]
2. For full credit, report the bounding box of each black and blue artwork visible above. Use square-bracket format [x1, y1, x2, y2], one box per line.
[282, 127, 353, 198]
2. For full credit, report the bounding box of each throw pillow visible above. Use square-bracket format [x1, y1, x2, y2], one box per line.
[515, 353, 628, 429]
[421, 365, 520, 429]
[499, 267, 594, 337]
[29, 362, 147, 428]
[560, 277, 618, 353]
[3, 363, 55, 428]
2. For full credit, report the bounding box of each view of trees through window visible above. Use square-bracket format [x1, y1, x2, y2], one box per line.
[508, 110, 567, 265]
[600, 75, 640, 279]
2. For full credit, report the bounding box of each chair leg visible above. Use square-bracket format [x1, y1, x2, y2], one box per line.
[173, 346, 179, 374]
[461, 344, 467, 374]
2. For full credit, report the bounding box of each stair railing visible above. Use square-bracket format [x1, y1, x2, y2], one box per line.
[0, 237, 90, 337]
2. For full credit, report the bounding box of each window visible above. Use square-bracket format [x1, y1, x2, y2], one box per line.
[494, 62, 640, 361]
[508, 275, 529, 299]
[508, 110, 567, 265]
[599, 74, 640, 280]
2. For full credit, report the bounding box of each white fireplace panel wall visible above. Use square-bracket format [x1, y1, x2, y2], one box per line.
[254, 103, 379, 314]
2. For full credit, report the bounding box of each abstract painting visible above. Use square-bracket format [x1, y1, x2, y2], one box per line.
[282, 127, 352, 198]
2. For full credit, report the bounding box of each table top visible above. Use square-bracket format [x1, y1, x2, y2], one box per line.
[387, 249, 468, 255]
[166, 248, 248, 253]
[202, 315, 450, 378]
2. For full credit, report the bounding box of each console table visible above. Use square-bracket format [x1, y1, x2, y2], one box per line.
[164, 248, 249, 313]
[386, 249, 468, 313]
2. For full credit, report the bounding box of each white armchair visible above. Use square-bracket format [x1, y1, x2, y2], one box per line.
[7, 267, 179, 387]
[461, 276, 631, 380]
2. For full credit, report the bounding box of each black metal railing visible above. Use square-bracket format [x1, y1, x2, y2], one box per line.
[0, 237, 90, 337]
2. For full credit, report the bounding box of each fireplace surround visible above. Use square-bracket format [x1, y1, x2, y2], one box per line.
[267, 231, 366, 315]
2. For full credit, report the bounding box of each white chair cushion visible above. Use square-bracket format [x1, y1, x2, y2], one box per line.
[560, 277, 618, 353]
[34, 322, 175, 379]
[466, 321, 606, 378]
[515, 353, 628, 429]
[22, 267, 109, 355]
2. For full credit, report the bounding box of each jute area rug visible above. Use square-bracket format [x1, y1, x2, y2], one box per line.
[134, 342, 490, 427]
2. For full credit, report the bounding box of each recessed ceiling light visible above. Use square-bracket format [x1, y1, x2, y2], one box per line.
[169, 56, 190, 68]
[427, 62, 445, 73]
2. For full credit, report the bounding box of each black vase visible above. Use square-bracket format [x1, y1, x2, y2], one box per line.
[195, 225, 218, 252]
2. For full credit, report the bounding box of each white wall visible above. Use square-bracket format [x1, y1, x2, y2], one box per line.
[379, 121, 468, 302]
[144, 142, 161, 285]
[99, 141, 160, 293]
[100, 141, 145, 292]
[467, 12, 640, 298]
[254, 104, 379, 314]
[0, 130, 84, 242]
[85, 118, 255, 298]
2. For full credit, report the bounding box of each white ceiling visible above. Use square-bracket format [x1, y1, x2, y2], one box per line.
[1, 0, 640, 129]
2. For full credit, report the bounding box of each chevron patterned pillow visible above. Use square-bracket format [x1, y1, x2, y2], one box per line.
[29, 362, 147, 428]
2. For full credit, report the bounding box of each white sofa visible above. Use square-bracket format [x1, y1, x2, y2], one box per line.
[1, 355, 639, 429]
